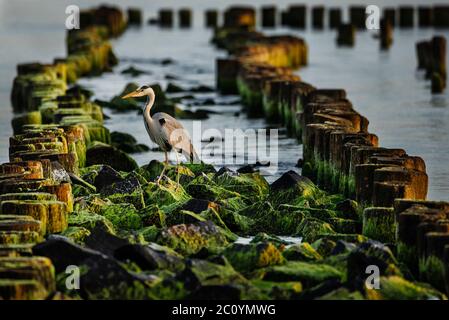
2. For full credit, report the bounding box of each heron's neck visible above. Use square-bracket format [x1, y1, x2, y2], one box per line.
[144, 91, 155, 121]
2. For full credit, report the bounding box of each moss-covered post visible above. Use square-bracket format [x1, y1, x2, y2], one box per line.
[261, 6, 276, 28]
[418, 7, 433, 28]
[336, 24, 355, 47]
[159, 9, 173, 28]
[179, 8, 192, 28]
[328, 8, 341, 29]
[205, 10, 218, 28]
[380, 18, 393, 50]
[399, 6, 414, 28]
[312, 6, 324, 30]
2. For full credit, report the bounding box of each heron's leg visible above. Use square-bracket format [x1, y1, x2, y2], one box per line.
[174, 152, 180, 187]
[157, 151, 169, 184]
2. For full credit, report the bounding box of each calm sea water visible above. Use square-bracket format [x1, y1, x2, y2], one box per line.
[0, 0, 448, 199]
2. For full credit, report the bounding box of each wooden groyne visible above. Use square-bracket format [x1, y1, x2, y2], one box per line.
[214, 6, 449, 296]
[0, 5, 127, 299]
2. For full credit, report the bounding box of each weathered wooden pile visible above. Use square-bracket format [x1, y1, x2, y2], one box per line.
[214, 6, 449, 295]
[416, 36, 447, 93]
[0, 6, 127, 299]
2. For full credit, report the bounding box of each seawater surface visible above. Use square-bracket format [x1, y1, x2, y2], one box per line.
[0, 0, 448, 199]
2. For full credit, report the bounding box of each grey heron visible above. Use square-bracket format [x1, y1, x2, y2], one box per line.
[122, 85, 199, 184]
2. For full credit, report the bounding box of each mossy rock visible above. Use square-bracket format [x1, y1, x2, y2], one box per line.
[186, 174, 240, 202]
[250, 233, 291, 247]
[60, 226, 91, 244]
[136, 160, 195, 184]
[86, 142, 138, 172]
[100, 203, 143, 230]
[251, 280, 302, 299]
[311, 238, 337, 257]
[295, 217, 336, 243]
[258, 261, 344, 289]
[157, 221, 230, 256]
[213, 172, 269, 201]
[269, 171, 320, 206]
[347, 240, 402, 290]
[143, 178, 191, 210]
[68, 210, 115, 234]
[223, 242, 286, 273]
[283, 242, 322, 262]
[316, 287, 365, 300]
[365, 276, 447, 300]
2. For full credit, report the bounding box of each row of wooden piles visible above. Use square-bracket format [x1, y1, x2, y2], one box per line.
[0, 6, 127, 299]
[147, 5, 449, 30]
[214, 6, 449, 295]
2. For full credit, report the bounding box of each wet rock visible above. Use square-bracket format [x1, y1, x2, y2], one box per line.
[316, 287, 364, 300]
[295, 217, 336, 243]
[92, 165, 123, 191]
[100, 203, 142, 230]
[114, 243, 184, 272]
[250, 233, 292, 246]
[178, 258, 250, 297]
[190, 85, 214, 93]
[86, 142, 138, 172]
[283, 243, 322, 262]
[222, 242, 285, 273]
[166, 83, 185, 93]
[120, 66, 149, 77]
[330, 240, 357, 255]
[237, 164, 256, 174]
[60, 226, 91, 244]
[215, 167, 238, 177]
[33, 236, 104, 273]
[261, 261, 343, 289]
[335, 199, 359, 220]
[298, 279, 343, 300]
[311, 238, 337, 257]
[347, 240, 401, 290]
[68, 210, 115, 234]
[111, 131, 149, 154]
[270, 170, 317, 205]
[85, 226, 130, 257]
[100, 174, 141, 197]
[365, 276, 446, 300]
[157, 221, 230, 256]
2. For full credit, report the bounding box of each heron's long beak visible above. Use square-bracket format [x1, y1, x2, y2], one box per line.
[121, 91, 140, 99]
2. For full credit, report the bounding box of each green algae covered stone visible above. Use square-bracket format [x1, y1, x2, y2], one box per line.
[157, 220, 230, 256]
[365, 276, 447, 300]
[223, 242, 286, 273]
[283, 242, 322, 262]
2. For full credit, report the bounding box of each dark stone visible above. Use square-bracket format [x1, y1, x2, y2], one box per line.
[86, 143, 138, 172]
[85, 226, 130, 257]
[93, 165, 123, 191]
[180, 198, 211, 214]
[121, 66, 149, 77]
[215, 167, 238, 177]
[100, 175, 141, 196]
[166, 83, 185, 93]
[299, 279, 343, 300]
[296, 158, 304, 168]
[190, 85, 214, 93]
[188, 284, 242, 300]
[33, 236, 105, 273]
[114, 243, 185, 272]
[331, 240, 357, 255]
[347, 240, 400, 290]
[270, 170, 313, 192]
[336, 199, 359, 220]
[237, 164, 256, 174]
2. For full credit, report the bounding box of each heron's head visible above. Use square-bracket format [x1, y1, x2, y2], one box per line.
[121, 85, 154, 99]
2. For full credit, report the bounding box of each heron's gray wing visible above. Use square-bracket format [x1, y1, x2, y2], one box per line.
[153, 112, 191, 151]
